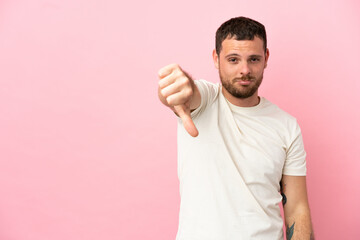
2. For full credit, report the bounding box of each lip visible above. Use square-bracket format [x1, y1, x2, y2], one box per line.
[235, 80, 252, 86]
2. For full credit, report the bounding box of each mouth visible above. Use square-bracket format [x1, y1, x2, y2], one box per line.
[234, 79, 252, 86]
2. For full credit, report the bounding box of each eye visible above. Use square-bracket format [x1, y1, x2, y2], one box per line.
[228, 58, 238, 63]
[250, 57, 260, 62]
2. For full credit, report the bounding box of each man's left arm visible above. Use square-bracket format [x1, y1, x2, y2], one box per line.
[281, 175, 314, 240]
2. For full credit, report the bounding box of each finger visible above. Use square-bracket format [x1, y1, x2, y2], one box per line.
[159, 68, 188, 89]
[165, 88, 192, 106]
[161, 83, 181, 100]
[160, 76, 186, 98]
[158, 63, 180, 79]
[158, 71, 176, 89]
[175, 105, 199, 138]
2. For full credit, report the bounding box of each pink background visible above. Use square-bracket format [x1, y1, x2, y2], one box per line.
[1, 0, 359, 239]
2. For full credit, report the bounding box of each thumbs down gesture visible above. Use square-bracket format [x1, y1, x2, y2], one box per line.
[158, 64, 200, 137]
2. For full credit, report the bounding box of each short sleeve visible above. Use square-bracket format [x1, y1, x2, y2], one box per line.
[282, 122, 307, 176]
[189, 79, 219, 119]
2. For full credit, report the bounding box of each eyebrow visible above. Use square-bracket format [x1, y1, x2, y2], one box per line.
[225, 53, 263, 58]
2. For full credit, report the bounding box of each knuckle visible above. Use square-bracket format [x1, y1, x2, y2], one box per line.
[181, 87, 192, 99]
[173, 70, 181, 79]
[166, 98, 172, 105]
[175, 65, 184, 74]
[170, 63, 180, 71]
[161, 89, 168, 97]
[166, 96, 174, 105]
[179, 76, 190, 86]
[185, 88, 193, 98]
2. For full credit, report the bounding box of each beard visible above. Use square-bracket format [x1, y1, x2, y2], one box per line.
[219, 69, 263, 99]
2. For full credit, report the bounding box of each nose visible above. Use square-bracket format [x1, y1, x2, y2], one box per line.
[239, 62, 250, 76]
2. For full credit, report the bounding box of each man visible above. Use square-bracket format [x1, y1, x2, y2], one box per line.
[158, 16, 314, 240]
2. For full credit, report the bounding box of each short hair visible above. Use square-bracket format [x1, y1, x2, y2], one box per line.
[215, 16, 267, 55]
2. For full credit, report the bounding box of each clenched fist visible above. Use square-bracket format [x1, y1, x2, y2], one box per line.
[158, 64, 200, 137]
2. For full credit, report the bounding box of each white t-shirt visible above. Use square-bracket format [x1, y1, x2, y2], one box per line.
[176, 80, 306, 240]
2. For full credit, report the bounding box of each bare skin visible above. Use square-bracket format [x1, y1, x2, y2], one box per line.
[158, 36, 314, 238]
[213, 36, 269, 107]
[281, 175, 315, 239]
[158, 64, 201, 137]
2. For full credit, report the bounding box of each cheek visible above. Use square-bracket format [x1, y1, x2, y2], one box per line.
[220, 62, 236, 75]
[252, 65, 265, 75]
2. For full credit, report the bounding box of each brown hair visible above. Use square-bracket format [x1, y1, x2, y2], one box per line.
[215, 16, 267, 55]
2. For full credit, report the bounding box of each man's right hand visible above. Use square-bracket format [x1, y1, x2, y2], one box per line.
[158, 64, 200, 137]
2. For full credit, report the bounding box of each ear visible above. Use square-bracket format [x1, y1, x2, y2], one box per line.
[212, 49, 219, 69]
[264, 48, 270, 68]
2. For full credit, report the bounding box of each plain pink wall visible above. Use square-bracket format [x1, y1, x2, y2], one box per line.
[0, 0, 359, 239]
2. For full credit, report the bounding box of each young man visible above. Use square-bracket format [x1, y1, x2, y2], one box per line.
[158, 16, 314, 240]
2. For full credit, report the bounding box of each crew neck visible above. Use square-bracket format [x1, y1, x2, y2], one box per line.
[222, 90, 265, 114]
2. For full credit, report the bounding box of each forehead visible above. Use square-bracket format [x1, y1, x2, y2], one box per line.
[220, 36, 265, 56]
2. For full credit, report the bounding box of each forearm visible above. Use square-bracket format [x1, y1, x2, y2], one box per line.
[285, 207, 314, 240]
[281, 175, 314, 240]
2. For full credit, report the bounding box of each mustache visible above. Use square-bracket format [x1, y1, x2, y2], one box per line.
[233, 76, 255, 82]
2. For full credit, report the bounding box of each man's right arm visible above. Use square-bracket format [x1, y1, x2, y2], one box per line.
[158, 63, 201, 137]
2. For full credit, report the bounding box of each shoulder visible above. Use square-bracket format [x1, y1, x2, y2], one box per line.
[194, 79, 219, 93]
[181, 80, 221, 121]
[261, 98, 299, 126]
[194, 79, 220, 105]
[260, 98, 303, 146]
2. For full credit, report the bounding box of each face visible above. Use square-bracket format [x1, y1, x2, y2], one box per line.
[213, 36, 269, 99]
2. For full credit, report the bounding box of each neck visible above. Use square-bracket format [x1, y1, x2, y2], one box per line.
[222, 87, 260, 107]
